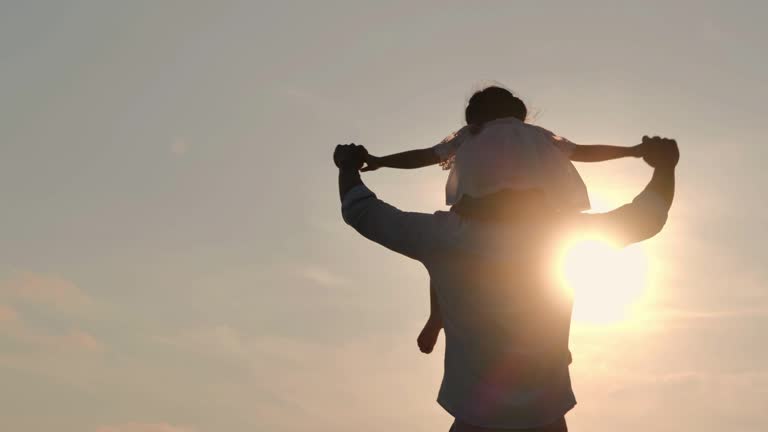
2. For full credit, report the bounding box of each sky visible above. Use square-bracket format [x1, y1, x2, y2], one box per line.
[0, 1, 766, 431]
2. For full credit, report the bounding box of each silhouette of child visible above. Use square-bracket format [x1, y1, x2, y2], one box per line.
[362, 86, 647, 353]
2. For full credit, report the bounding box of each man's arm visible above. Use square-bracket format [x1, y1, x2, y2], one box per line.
[335, 144, 449, 261]
[580, 137, 678, 245]
[339, 164, 364, 200]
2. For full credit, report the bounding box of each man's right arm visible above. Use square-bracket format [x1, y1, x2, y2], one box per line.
[335, 143, 448, 262]
[581, 137, 678, 245]
[341, 184, 449, 261]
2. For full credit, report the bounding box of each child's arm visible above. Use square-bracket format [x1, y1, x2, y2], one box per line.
[361, 148, 440, 172]
[569, 143, 644, 162]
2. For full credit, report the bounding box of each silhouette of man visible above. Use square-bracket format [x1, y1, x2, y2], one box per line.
[335, 137, 678, 432]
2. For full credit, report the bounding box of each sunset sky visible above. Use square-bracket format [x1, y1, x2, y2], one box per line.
[1, 2, 766, 431]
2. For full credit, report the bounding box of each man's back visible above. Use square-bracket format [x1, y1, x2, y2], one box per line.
[421, 212, 576, 427]
[341, 182, 668, 428]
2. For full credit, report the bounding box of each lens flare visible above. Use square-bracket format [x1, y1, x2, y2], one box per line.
[558, 235, 649, 324]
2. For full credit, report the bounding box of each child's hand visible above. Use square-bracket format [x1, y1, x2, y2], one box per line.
[631, 137, 655, 157]
[361, 154, 383, 172]
[629, 143, 646, 158]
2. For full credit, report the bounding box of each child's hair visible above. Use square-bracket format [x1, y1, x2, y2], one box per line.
[465, 86, 527, 134]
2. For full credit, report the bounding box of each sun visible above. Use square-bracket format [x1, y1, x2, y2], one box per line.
[558, 235, 649, 324]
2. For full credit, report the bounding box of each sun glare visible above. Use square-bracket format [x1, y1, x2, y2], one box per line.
[558, 235, 649, 324]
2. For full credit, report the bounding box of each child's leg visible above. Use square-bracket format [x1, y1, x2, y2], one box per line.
[417, 280, 443, 354]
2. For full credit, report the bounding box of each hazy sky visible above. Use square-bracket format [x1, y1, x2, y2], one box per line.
[1, 1, 766, 431]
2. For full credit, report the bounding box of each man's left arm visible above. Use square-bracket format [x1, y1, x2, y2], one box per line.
[579, 137, 678, 246]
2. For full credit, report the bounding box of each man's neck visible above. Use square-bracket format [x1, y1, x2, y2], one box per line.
[451, 189, 558, 223]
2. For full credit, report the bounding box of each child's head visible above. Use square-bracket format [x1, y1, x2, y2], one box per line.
[465, 86, 527, 132]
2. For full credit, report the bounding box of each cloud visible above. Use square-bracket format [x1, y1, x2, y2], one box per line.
[0, 304, 17, 322]
[1, 321, 104, 354]
[656, 307, 768, 321]
[618, 304, 768, 335]
[275, 84, 334, 114]
[95, 423, 196, 432]
[157, 325, 249, 360]
[0, 273, 103, 354]
[62, 329, 105, 353]
[170, 138, 188, 155]
[0, 272, 93, 312]
[573, 369, 768, 429]
[568, 316, 768, 432]
[158, 325, 446, 431]
[155, 325, 309, 370]
[300, 265, 349, 288]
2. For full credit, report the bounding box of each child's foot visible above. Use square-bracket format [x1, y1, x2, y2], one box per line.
[417, 318, 442, 354]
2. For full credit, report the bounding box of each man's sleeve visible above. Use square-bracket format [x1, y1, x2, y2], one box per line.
[578, 188, 669, 246]
[341, 185, 449, 261]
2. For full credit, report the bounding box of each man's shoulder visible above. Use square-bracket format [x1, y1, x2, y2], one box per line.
[428, 210, 463, 229]
[432, 210, 455, 218]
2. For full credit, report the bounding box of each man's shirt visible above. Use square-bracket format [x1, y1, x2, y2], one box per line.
[341, 183, 668, 428]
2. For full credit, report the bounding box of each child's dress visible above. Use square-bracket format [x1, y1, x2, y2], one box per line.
[432, 117, 591, 211]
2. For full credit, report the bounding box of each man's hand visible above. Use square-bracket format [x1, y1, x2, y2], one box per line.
[641, 135, 679, 169]
[334, 143, 367, 171]
[335, 143, 368, 200]
[361, 154, 383, 172]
